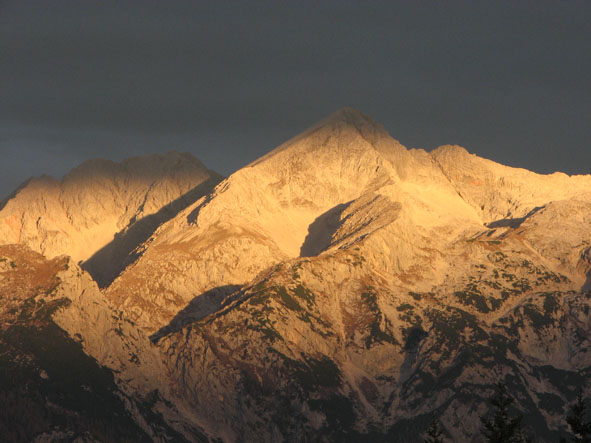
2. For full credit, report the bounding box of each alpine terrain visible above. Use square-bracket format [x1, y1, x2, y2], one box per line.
[1, 108, 590, 442]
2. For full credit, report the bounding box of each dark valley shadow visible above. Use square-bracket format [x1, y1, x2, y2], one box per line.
[82, 176, 222, 288]
[300, 202, 350, 257]
[398, 326, 428, 384]
[580, 247, 591, 292]
[582, 272, 591, 292]
[186, 184, 218, 224]
[486, 206, 544, 229]
[150, 284, 242, 342]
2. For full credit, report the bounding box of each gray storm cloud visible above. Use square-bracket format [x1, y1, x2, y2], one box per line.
[1, 0, 590, 199]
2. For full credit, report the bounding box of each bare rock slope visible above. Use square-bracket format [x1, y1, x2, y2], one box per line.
[107, 108, 483, 332]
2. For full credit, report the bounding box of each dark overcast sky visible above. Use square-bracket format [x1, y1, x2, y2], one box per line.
[1, 1, 590, 200]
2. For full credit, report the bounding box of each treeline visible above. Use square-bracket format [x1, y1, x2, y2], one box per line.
[424, 383, 591, 443]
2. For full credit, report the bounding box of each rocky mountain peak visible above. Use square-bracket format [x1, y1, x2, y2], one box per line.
[248, 107, 399, 172]
[104, 110, 481, 332]
[64, 151, 208, 184]
[317, 106, 383, 131]
[430, 144, 470, 159]
[0, 152, 222, 285]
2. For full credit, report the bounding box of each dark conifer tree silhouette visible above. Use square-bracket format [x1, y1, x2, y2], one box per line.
[480, 382, 529, 443]
[424, 419, 444, 443]
[565, 390, 591, 443]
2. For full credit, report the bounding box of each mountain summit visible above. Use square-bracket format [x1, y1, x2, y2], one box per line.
[105, 108, 476, 331]
[0, 151, 223, 285]
[300, 106, 383, 135]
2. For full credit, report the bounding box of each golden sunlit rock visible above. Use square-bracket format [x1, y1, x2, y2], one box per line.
[1, 110, 590, 441]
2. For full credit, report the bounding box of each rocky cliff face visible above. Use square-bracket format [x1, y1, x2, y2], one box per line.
[106, 108, 484, 333]
[1, 109, 590, 442]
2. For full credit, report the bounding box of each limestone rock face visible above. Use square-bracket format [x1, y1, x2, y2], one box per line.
[107, 108, 483, 332]
[0, 151, 222, 286]
[431, 144, 591, 223]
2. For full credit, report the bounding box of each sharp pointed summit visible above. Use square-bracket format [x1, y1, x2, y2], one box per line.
[104, 109, 481, 331]
[317, 106, 382, 129]
[249, 107, 399, 169]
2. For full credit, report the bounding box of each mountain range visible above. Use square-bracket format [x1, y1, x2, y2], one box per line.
[0, 108, 589, 442]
